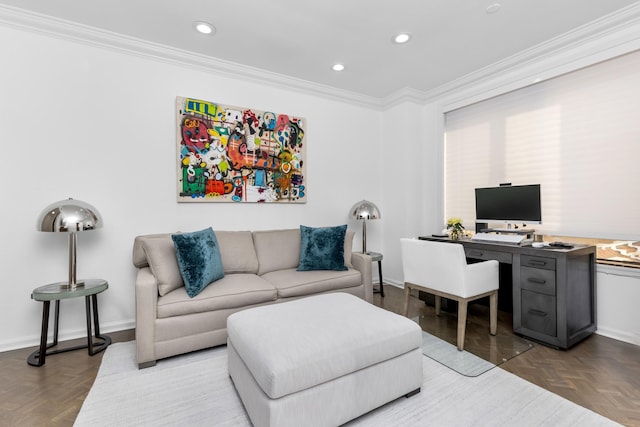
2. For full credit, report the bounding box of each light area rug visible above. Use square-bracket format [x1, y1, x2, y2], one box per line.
[74, 341, 620, 427]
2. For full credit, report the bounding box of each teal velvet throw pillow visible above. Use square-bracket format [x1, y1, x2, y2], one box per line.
[297, 225, 348, 271]
[172, 227, 224, 298]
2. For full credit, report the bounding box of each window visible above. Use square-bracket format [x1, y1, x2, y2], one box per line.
[444, 50, 640, 243]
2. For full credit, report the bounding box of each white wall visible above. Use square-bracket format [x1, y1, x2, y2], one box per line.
[379, 101, 442, 282]
[0, 25, 383, 350]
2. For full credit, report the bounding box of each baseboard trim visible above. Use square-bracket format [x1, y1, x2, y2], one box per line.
[0, 319, 135, 353]
[595, 327, 640, 347]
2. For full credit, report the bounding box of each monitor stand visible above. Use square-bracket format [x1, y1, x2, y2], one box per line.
[489, 228, 535, 235]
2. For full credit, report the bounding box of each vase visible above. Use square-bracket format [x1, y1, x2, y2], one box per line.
[450, 230, 461, 240]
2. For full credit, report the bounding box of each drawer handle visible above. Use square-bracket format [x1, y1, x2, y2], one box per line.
[528, 309, 547, 317]
[527, 277, 546, 285]
[528, 260, 547, 267]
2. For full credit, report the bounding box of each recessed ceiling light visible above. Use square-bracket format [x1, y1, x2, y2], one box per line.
[393, 33, 411, 44]
[486, 3, 501, 14]
[193, 21, 216, 35]
[332, 63, 345, 72]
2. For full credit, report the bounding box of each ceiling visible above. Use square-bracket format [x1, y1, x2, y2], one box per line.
[1, 0, 638, 99]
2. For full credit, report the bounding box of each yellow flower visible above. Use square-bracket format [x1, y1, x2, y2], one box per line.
[447, 217, 463, 227]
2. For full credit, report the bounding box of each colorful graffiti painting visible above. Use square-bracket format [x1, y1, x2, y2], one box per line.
[176, 96, 306, 203]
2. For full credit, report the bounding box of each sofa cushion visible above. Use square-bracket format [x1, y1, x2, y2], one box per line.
[298, 224, 348, 271]
[172, 228, 224, 298]
[157, 274, 277, 318]
[254, 228, 355, 276]
[253, 229, 301, 276]
[215, 231, 259, 274]
[133, 232, 173, 268]
[140, 234, 184, 296]
[262, 268, 362, 299]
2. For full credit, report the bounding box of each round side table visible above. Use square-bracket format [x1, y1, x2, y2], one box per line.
[366, 251, 385, 297]
[28, 279, 112, 367]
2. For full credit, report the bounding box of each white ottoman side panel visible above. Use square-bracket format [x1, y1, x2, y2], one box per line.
[228, 341, 423, 427]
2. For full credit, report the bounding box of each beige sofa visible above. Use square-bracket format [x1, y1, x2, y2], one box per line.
[132, 228, 373, 368]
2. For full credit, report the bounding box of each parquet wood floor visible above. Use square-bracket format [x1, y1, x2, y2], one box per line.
[1, 287, 638, 426]
[0, 329, 134, 427]
[379, 285, 640, 427]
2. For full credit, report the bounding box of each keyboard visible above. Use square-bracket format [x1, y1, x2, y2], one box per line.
[471, 232, 525, 245]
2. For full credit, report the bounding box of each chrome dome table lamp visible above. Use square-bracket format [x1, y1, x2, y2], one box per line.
[350, 200, 381, 254]
[37, 198, 103, 290]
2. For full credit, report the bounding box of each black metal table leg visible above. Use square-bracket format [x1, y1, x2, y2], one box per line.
[27, 301, 51, 366]
[52, 300, 60, 345]
[85, 295, 94, 355]
[88, 294, 111, 355]
[377, 260, 385, 297]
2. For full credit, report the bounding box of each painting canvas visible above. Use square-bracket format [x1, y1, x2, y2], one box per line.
[176, 96, 306, 203]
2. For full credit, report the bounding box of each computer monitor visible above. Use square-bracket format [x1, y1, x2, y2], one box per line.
[475, 184, 542, 225]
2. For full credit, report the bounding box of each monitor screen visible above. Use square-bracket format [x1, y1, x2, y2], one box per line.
[475, 184, 542, 224]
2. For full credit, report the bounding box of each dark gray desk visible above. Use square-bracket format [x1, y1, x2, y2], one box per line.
[418, 236, 597, 349]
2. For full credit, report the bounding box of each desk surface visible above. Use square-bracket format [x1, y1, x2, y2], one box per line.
[418, 236, 596, 262]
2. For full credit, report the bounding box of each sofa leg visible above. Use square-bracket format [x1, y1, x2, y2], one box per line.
[405, 388, 421, 398]
[138, 360, 156, 369]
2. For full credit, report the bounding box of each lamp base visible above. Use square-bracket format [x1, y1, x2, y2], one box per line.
[60, 281, 85, 290]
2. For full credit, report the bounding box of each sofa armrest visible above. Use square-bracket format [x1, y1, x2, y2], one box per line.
[351, 252, 373, 303]
[135, 267, 158, 368]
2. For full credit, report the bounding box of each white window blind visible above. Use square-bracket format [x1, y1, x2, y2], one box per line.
[444, 50, 640, 240]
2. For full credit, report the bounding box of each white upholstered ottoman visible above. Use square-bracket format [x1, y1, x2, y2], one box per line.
[227, 293, 423, 427]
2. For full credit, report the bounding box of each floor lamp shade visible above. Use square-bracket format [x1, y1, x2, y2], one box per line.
[350, 200, 381, 254]
[37, 198, 103, 289]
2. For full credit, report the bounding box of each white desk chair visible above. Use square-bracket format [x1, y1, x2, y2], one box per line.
[400, 238, 499, 351]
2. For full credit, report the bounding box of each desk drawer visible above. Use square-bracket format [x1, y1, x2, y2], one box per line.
[464, 248, 512, 264]
[521, 290, 557, 337]
[521, 255, 556, 270]
[520, 266, 556, 296]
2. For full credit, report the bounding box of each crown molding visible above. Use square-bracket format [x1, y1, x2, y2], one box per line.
[428, 2, 640, 111]
[0, 5, 385, 110]
[1, 4, 639, 111]
[382, 87, 428, 108]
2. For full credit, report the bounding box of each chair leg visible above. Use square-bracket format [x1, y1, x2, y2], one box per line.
[489, 291, 498, 336]
[457, 300, 468, 351]
[434, 295, 441, 316]
[402, 284, 411, 317]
